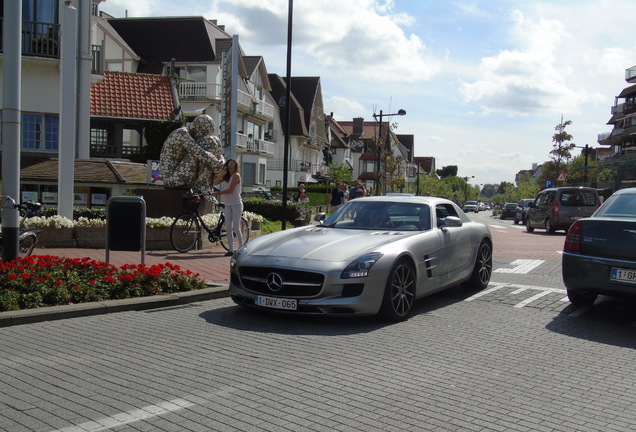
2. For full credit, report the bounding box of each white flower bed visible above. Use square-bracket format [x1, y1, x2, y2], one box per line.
[23, 211, 263, 229]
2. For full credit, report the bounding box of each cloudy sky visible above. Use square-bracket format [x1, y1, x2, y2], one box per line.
[99, 0, 636, 187]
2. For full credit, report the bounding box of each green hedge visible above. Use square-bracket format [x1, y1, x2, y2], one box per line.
[40, 207, 107, 220]
[243, 198, 312, 224]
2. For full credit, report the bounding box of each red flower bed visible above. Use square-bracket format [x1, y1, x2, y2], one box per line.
[0, 255, 207, 311]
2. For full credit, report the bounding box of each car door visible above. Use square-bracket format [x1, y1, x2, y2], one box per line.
[434, 203, 471, 278]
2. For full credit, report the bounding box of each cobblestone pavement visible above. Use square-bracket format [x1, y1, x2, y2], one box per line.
[2, 213, 636, 431]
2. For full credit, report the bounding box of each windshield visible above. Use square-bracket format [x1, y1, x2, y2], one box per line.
[594, 193, 636, 218]
[323, 201, 431, 231]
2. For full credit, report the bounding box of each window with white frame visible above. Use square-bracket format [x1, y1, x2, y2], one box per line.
[21, 113, 58, 151]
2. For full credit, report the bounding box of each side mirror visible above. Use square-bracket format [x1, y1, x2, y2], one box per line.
[313, 212, 327, 224]
[442, 216, 462, 228]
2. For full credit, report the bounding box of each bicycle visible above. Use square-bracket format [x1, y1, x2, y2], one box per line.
[0, 195, 42, 259]
[170, 191, 250, 253]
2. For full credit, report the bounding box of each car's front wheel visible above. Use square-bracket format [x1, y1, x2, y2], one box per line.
[513, 216, 519, 224]
[567, 289, 597, 306]
[526, 218, 534, 232]
[467, 240, 492, 290]
[380, 259, 416, 322]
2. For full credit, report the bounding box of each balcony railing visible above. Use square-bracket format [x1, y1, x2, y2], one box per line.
[20, 20, 60, 58]
[598, 132, 611, 142]
[179, 82, 221, 100]
[237, 89, 276, 118]
[626, 65, 636, 82]
[311, 105, 324, 121]
[236, 133, 274, 156]
[267, 158, 316, 172]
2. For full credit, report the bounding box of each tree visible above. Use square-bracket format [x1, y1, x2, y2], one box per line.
[326, 161, 353, 185]
[550, 116, 576, 175]
[383, 150, 406, 193]
[436, 165, 458, 178]
[565, 154, 614, 188]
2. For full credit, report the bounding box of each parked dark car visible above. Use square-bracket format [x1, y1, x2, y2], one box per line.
[513, 199, 534, 225]
[562, 187, 636, 305]
[526, 187, 600, 233]
[500, 203, 517, 220]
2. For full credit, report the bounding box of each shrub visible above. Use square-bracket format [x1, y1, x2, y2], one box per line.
[243, 198, 311, 224]
[40, 207, 106, 220]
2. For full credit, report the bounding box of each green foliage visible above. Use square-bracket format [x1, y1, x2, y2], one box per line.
[40, 207, 107, 220]
[436, 165, 458, 178]
[243, 198, 312, 224]
[327, 161, 353, 184]
[564, 154, 614, 188]
[550, 117, 576, 168]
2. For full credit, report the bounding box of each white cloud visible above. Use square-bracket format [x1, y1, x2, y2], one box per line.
[323, 96, 367, 120]
[215, 0, 442, 82]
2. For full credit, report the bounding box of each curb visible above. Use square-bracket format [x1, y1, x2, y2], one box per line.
[0, 284, 229, 328]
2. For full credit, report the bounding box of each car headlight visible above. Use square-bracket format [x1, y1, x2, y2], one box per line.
[230, 244, 248, 269]
[341, 252, 383, 279]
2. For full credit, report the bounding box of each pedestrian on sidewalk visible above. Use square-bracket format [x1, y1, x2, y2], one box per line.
[212, 159, 243, 256]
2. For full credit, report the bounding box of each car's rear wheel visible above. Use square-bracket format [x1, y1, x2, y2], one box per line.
[526, 218, 534, 232]
[380, 259, 416, 322]
[567, 289, 597, 306]
[467, 240, 492, 290]
[545, 218, 555, 234]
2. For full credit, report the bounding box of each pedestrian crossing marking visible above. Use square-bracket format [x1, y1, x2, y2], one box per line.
[494, 259, 544, 274]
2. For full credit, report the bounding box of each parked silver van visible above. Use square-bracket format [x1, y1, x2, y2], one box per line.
[526, 187, 600, 234]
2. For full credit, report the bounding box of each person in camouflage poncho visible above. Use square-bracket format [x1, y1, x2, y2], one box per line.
[159, 114, 225, 201]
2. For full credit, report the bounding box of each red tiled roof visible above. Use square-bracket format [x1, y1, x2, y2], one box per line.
[91, 71, 176, 120]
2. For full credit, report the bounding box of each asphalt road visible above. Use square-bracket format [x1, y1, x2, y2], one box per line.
[1, 211, 636, 432]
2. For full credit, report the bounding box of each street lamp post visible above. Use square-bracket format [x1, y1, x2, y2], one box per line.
[415, 160, 421, 196]
[574, 144, 593, 185]
[373, 109, 406, 195]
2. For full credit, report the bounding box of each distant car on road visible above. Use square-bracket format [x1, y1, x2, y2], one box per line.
[500, 203, 517, 220]
[463, 200, 479, 213]
[562, 187, 636, 305]
[513, 199, 534, 225]
[229, 196, 493, 322]
[526, 187, 600, 234]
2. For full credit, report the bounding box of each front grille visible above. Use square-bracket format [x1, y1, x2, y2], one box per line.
[238, 266, 324, 297]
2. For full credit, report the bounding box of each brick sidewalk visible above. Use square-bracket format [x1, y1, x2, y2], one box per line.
[33, 245, 232, 285]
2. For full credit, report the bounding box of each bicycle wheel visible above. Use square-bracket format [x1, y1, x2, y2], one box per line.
[170, 213, 201, 253]
[18, 233, 38, 258]
[219, 217, 250, 252]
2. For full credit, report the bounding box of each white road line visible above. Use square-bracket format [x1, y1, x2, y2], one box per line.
[494, 259, 544, 274]
[466, 282, 566, 309]
[465, 282, 509, 301]
[52, 398, 194, 432]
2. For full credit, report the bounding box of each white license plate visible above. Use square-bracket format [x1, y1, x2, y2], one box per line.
[254, 295, 297, 310]
[610, 267, 636, 284]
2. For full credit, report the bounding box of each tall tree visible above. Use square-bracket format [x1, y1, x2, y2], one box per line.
[436, 165, 458, 178]
[550, 116, 576, 173]
[326, 161, 353, 184]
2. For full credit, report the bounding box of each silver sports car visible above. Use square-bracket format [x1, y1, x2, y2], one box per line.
[229, 196, 493, 321]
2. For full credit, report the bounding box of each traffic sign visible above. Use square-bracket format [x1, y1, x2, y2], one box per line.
[545, 180, 553, 189]
[557, 171, 567, 182]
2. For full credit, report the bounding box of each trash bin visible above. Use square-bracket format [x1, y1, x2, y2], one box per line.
[106, 196, 146, 263]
